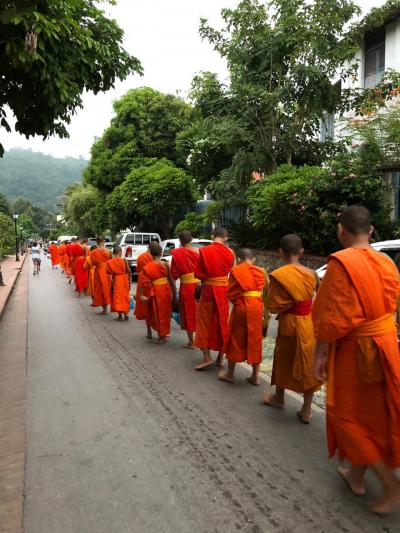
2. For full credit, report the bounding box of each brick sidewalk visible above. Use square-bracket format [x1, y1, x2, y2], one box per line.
[0, 259, 28, 533]
[0, 255, 27, 321]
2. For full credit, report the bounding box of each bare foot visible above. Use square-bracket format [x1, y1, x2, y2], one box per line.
[297, 410, 312, 424]
[246, 377, 260, 386]
[114, 317, 123, 321]
[145, 334, 153, 340]
[338, 467, 366, 496]
[218, 372, 234, 383]
[124, 315, 129, 321]
[215, 354, 224, 369]
[182, 343, 195, 350]
[369, 489, 400, 514]
[152, 338, 166, 344]
[262, 392, 284, 408]
[195, 360, 215, 371]
[99, 310, 107, 315]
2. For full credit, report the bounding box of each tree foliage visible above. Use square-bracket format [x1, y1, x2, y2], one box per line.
[0, 212, 14, 259]
[0, 0, 142, 155]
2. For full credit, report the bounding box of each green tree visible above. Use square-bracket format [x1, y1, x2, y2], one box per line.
[63, 184, 104, 236]
[0, 0, 142, 155]
[12, 196, 55, 236]
[174, 212, 208, 238]
[84, 87, 193, 191]
[106, 159, 197, 236]
[0, 191, 10, 214]
[0, 212, 14, 258]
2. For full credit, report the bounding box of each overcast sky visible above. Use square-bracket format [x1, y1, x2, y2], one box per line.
[1, 0, 387, 159]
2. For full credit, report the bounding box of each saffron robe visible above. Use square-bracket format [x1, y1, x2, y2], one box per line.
[171, 247, 200, 333]
[141, 261, 172, 337]
[91, 247, 112, 307]
[58, 243, 67, 272]
[65, 243, 73, 276]
[312, 248, 400, 468]
[107, 258, 131, 314]
[269, 264, 320, 393]
[71, 243, 88, 293]
[225, 263, 266, 365]
[84, 255, 95, 298]
[49, 244, 60, 266]
[134, 252, 153, 324]
[194, 243, 234, 351]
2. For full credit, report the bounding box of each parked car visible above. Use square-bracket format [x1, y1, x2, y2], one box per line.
[316, 239, 400, 280]
[115, 232, 161, 274]
[160, 238, 212, 264]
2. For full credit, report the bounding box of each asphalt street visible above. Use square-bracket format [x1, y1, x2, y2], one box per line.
[22, 257, 399, 533]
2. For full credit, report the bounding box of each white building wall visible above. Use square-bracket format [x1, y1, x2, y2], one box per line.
[385, 19, 400, 72]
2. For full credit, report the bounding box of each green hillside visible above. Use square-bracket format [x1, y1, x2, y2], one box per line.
[0, 148, 88, 211]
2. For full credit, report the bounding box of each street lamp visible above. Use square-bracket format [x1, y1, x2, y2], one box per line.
[13, 214, 19, 262]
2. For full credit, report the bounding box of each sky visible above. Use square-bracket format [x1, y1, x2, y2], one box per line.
[1, 0, 388, 159]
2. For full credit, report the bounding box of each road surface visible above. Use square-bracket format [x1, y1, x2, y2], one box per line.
[18, 258, 399, 532]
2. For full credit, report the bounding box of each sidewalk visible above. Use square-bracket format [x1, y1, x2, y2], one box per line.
[0, 254, 27, 321]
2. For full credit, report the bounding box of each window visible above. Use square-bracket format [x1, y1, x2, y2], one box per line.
[320, 112, 335, 142]
[134, 235, 143, 245]
[124, 234, 136, 244]
[364, 28, 385, 88]
[163, 242, 175, 256]
[151, 234, 159, 243]
[142, 235, 151, 245]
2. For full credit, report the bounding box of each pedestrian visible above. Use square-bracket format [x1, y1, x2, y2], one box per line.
[171, 230, 200, 349]
[58, 240, 67, 274]
[219, 248, 267, 386]
[139, 242, 176, 344]
[91, 237, 112, 315]
[312, 205, 400, 514]
[48, 241, 60, 269]
[193, 228, 235, 370]
[72, 237, 89, 297]
[84, 245, 97, 305]
[134, 246, 153, 339]
[107, 245, 131, 321]
[65, 240, 73, 282]
[262, 234, 321, 424]
[31, 241, 41, 276]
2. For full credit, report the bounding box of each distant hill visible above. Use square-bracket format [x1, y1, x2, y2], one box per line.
[0, 148, 88, 211]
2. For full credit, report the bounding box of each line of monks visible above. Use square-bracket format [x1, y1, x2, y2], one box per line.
[46, 206, 400, 515]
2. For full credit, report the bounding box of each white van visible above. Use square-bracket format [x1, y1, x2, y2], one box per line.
[115, 232, 161, 274]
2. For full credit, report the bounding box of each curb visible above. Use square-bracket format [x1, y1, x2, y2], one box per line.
[0, 254, 27, 322]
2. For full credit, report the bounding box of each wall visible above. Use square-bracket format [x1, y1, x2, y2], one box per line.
[251, 249, 327, 272]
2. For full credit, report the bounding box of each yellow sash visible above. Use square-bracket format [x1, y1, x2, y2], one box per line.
[327, 313, 396, 407]
[205, 276, 229, 287]
[242, 291, 262, 298]
[152, 277, 168, 286]
[180, 272, 200, 284]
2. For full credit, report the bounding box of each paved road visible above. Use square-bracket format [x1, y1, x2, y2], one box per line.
[23, 258, 398, 533]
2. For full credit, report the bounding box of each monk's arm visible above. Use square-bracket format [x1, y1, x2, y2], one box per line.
[313, 341, 329, 381]
[227, 276, 241, 303]
[267, 278, 293, 315]
[170, 257, 179, 281]
[165, 263, 177, 301]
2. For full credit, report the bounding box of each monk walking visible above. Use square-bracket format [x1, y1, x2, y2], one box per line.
[107, 245, 131, 321]
[91, 237, 112, 314]
[313, 206, 400, 514]
[262, 234, 321, 424]
[58, 240, 67, 273]
[219, 248, 267, 385]
[71, 237, 89, 297]
[139, 242, 176, 344]
[194, 228, 234, 370]
[48, 242, 60, 269]
[171, 230, 200, 349]
[85, 245, 97, 304]
[134, 247, 153, 339]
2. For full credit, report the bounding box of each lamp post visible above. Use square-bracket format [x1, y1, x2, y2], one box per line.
[13, 214, 19, 262]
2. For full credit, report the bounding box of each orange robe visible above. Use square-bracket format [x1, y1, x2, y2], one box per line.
[225, 263, 265, 365]
[65, 243, 73, 276]
[107, 258, 131, 314]
[71, 243, 88, 293]
[84, 255, 95, 298]
[91, 247, 112, 307]
[141, 261, 172, 337]
[58, 243, 67, 272]
[49, 244, 60, 266]
[269, 264, 320, 393]
[312, 248, 400, 468]
[194, 243, 234, 351]
[134, 252, 153, 324]
[171, 247, 200, 333]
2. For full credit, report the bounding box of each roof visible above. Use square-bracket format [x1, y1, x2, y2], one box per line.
[350, 1, 400, 42]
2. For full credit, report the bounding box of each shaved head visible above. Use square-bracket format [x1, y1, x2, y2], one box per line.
[213, 228, 228, 239]
[280, 234, 303, 256]
[179, 230, 193, 246]
[149, 242, 162, 258]
[237, 248, 255, 261]
[339, 206, 372, 236]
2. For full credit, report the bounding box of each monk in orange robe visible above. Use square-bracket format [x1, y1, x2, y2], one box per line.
[171, 230, 200, 349]
[134, 248, 153, 339]
[91, 237, 112, 314]
[194, 228, 234, 370]
[71, 237, 89, 297]
[139, 242, 176, 343]
[262, 234, 321, 424]
[84, 245, 97, 303]
[107, 245, 131, 321]
[219, 248, 267, 386]
[48, 242, 60, 268]
[58, 241, 67, 273]
[65, 241, 73, 282]
[313, 206, 400, 514]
